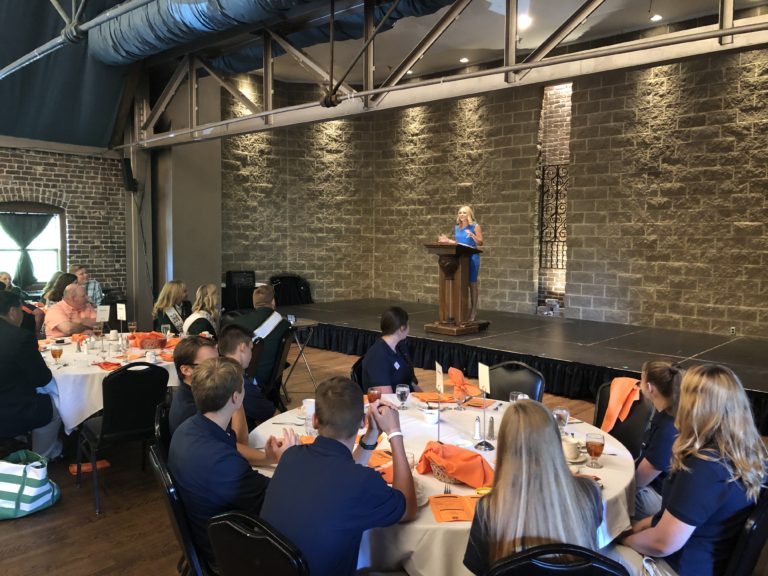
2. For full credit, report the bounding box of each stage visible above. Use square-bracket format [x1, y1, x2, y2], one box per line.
[278, 298, 768, 430]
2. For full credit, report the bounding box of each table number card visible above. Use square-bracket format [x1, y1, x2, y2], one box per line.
[478, 362, 490, 394]
[96, 305, 111, 323]
[116, 303, 126, 321]
[435, 361, 444, 394]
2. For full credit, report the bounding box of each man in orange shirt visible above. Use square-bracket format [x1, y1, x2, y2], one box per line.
[44, 284, 96, 338]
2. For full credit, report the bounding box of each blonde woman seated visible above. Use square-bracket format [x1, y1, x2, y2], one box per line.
[614, 364, 767, 576]
[152, 280, 191, 334]
[182, 283, 219, 339]
[463, 400, 603, 575]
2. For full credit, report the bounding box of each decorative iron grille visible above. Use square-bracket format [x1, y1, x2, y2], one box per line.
[539, 164, 568, 269]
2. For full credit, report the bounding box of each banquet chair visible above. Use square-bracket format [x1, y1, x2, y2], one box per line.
[154, 401, 172, 462]
[350, 356, 364, 391]
[724, 486, 768, 576]
[488, 361, 545, 402]
[261, 329, 294, 412]
[149, 444, 213, 576]
[487, 543, 629, 576]
[76, 362, 169, 514]
[208, 511, 309, 576]
[593, 381, 653, 460]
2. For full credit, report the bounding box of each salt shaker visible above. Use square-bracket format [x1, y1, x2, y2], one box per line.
[473, 416, 482, 440]
[75, 339, 82, 353]
[487, 416, 496, 440]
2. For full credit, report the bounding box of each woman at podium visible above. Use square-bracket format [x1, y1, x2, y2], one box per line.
[438, 205, 484, 321]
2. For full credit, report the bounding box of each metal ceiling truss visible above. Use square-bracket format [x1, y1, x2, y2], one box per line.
[128, 0, 766, 151]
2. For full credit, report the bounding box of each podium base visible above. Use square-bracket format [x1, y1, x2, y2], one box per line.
[424, 320, 490, 335]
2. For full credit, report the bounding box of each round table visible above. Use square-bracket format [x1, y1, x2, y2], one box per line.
[41, 340, 178, 433]
[249, 395, 635, 576]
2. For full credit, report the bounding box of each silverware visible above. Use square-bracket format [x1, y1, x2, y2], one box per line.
[443, 483, 452, 494]
[493, 402, 501, 411]
[271, 421, 304, 426]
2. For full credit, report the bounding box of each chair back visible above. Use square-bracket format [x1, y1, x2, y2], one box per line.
[487, 543, 629, 576]
[263, 328, 294, 410]
[593, 381, 653, 460]
[350, 356, 364, 391]
[100, 362, 169, 442]
[154, 401, 172, 461]
[148, 445, 210, 576]
[488, 361, 545, 402]
[724, 487, 768, 576]
[208, 511, 309, 576]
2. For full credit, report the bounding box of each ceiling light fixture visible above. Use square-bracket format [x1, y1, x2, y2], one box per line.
[459, 57, 469, 64]
[407, 70, 413, 75]
[518, 14, 532, 30]
[650, 13, 663, 22]
[647, 0, 662, 23]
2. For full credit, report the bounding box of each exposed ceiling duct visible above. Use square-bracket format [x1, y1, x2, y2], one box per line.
[88, 0, 456, 76]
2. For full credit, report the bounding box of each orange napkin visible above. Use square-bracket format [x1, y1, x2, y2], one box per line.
[428, 494, 481, 522]
[600, 377, 641, 433]
[465, 398, 495, 409]
[368, 450, 394, 484]
[126, 353, 144, 361]
[164, 337, 181, 349]
[447, 367, 482, 398]
[412, 392, 455, 404]
[130, 331, 166, 348]
[416, 441, 495, 488]
[300, 436, 317, 445]
[94, 361, 122, 372]
[71, 333, 88, 344]
[159, 353, 174, 362]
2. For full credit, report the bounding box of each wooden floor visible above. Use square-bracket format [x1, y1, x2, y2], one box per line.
[2, 346, 761, 575]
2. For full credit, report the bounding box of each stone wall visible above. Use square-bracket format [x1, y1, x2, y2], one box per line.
[568, 49, 768, 336]
[222, 79, 542, 312]
[0, 147, 126, 296]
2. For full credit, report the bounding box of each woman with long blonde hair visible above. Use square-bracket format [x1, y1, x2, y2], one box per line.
[182, 283, 219, 339]
[438, 205, 484, 322]
[152, 280, 190, 333]
[616, 364, 767, 576]
[463, 400, 602, 574]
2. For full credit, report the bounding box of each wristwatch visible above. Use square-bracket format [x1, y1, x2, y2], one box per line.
[359, 437, 378, 450]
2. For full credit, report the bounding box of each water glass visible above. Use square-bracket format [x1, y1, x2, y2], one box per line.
[395, 385, 410, 410]
[127, 321, 137, 334]
[453, 385, 466, 410]
[585, 433, 605, 469]
[553, 407, 569, 435]
[50, 345, 63, 365]
[161, 324, 171, 338]
[509, 391, 529, 403]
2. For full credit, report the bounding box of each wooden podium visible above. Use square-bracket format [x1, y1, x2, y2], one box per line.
[424, 242, 490, 335]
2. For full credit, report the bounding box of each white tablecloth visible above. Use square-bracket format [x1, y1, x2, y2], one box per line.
[42, 341, 179, 433]
[249, 396, 635, 576]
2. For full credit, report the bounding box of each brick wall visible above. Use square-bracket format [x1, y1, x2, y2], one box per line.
[222, 79, 542, 312]
[568, 49, 768, 336]
[0, 147, 126, 296]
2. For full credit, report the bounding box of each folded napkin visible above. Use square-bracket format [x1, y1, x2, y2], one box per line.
[159, 353, 174, 362]
[299, 435, 317, 445]
[447, 367, 482, 397]
[428, 494, 481, 522]
[465, 398, 495, 409]
[94, 362, 122, 372]
[368, 450, 394, 484]
[164, 337, 181, 349]
[412, 392, 455, 404]
[416, 441, 495, 488]
[600, 377, 641, 433]
[71, 333, 88, 344]
[129, 331, 167, 349]
[126, 353, 144, 361]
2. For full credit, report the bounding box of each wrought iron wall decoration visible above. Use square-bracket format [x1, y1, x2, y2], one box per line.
[539, 164, 568, 269]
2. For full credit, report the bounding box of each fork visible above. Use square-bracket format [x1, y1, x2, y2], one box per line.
[443, 482, 452, 494]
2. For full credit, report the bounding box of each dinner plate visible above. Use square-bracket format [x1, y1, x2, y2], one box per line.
[567, 454, 588, 465]
[451, 439, 474, 448]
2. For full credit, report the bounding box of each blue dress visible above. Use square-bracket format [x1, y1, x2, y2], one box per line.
[455, 224, 480, 282]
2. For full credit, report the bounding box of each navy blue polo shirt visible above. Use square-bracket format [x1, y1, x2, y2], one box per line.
[638, 410, 677, 494]
[261, 436, 406, 576]
[362, 338, 413, 392]
[653, 453, 754, 576]
[169, 382, 196, 434]
[168, 413, 270, 566]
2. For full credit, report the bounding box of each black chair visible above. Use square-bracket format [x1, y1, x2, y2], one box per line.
[148, 444, 212, 576]
[488, 361, 545, 402]
[487, 543, 629, 576]
[350, 356, 364, 391]
[76, 362, 169, 514]
[593, 381, 653, 460]
[208, 511, 309, 576]
[155, 401, 172, 462]
[262, 328, 294, 411]
[724, 487, 768, 576]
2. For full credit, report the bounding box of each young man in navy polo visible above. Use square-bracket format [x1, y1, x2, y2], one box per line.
[261, 376, 417, 576]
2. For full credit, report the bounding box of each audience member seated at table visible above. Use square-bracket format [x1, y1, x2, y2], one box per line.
[169, 357, 287, 570]
[169, 336, 219, 433]
[634, 360, 683, 519]
[218, 324, 279, 430]
[261, 376, 417, 576]
[152, 280, 191, 334]
[362, 306, 422, 395]
[0, 291, 62, 459]
[43, 272, 78, 307]
[230, 284, 290, 402]
[182, 283, 219, 339]
[1, 273, 45, 335]
[44, 284, 96, 338]
[69, 264, 103, 306]
[0, 271, 25, 298]
[614, 364, 767, 576]
[464, 399, 602, 575]
[40, 271, 63, 304]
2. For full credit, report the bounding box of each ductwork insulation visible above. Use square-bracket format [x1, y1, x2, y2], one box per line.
[89, 0, 456, 75]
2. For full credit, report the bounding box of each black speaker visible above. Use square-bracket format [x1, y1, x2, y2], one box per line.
[121, 157, 138, 192]
[225, 270, 255, 288]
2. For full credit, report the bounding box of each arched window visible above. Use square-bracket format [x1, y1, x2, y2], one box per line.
[0, 202, 66, 290]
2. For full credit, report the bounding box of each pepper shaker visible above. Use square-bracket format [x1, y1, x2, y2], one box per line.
[487, 416, 496, 440]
